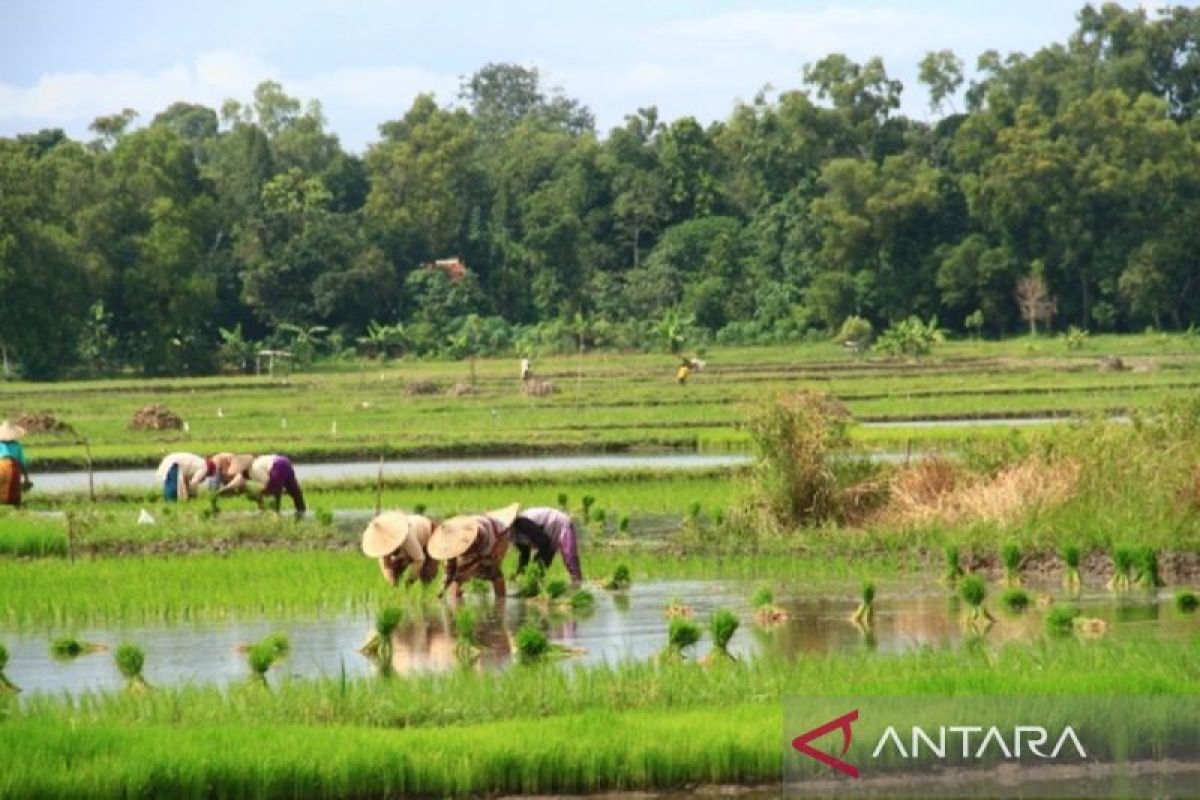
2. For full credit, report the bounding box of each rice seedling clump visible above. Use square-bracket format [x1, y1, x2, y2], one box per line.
[707, 609, 739, 661]
[1175, 590, 1198, 613]
[515, 624, 550, 662]
[1001, 588, 1031, 612]
[1001, 543, 1022, 587]
[1045, 604, 1081, 635]
[1061, 544, 1082, 591]
[851, 581, 875, 626]
[603, 564, 631, 591]
[0, 643, 17, 693]
[114, 644, 149, 692]
[665, 618, 702, 660]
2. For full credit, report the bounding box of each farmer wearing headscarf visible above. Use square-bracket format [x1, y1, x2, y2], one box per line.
[511, 506, 583, 586]
[428, 503, 519, 600]
[0, 420, 31, 507]
[217, 453, 307, 517]
[155, 452, 215, 502]
[361, 511, 440, 586]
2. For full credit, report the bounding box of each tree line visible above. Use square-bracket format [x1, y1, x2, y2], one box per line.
[3, 2, 1200, 378]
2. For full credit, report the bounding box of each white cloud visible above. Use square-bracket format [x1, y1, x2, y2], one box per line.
[294, 65, 459, 112]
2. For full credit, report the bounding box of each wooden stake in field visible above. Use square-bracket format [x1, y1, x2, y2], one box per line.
[82, 437, 96, 503]
[374, 455, 385, 517]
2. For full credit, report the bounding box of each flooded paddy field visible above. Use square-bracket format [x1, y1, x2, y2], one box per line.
[6, 578, 1195, 697]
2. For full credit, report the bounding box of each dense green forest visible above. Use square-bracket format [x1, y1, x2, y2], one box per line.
[3, 3, 1200, 378]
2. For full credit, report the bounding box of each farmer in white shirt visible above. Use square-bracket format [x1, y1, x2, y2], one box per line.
[510, 506, 583, 586]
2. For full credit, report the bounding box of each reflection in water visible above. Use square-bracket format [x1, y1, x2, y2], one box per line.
[1, 581, 1190, 697]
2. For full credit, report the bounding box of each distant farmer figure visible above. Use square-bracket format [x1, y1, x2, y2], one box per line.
[676, 356, 692, 385]
[0, 420, 31, 507]
[361, 511, 440, 586]
[520, 357, 532, 382]
[155, 452, 214, 502]
[511, 506, 583, 586]
[219, 453, 307, 517]
[429, 503, 519, 600]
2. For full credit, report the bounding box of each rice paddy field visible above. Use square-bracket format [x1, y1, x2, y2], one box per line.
[3, 336, 1200, 797]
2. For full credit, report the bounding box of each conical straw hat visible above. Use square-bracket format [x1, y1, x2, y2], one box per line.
[486, 502, 521, 529]
[362, 511, 414, 558]
[427, 515, 482, 561]
[0, 420, 26, 442]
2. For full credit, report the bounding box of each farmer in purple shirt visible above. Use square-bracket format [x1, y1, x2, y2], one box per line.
[218, 453, 306, 517]
[511, 506, 583, 586]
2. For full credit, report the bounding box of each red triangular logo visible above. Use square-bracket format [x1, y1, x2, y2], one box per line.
[791, 709, 860, 778]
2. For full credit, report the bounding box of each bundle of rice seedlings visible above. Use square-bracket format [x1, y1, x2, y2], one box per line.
[1134, 546, 1163, 589]
[603, 564, 631, 591]
[114, 644, 149, 693]
[1108, 547, 1136, 592]
[943, 545, 964, 585]
[1175, 590, 1198, 613]
[368, 607, 403, 667]
[515, 624, 550, 663]
[50, 637, 105, 660]
[247, 642, 277, 684]
[454, 607, 481, 664]
[0, 643, 18, 693]
[542, 578, 569, 601]
[262, 633, 290, 659]
[1001, 543, 1022, 587]
[959, 575, 994, 629]
[850, 581, 875, 626]
[581, 495, 595, 521]
[663, 618, 702, 661]
[751, 585, 789, 626]
[1061, 544, 1082, 592]
[567, 589, 595, 611]
[707, 609, 739, 662]
[664, 595, 694, 619]
[1044, 604, 1081, 636]
[1001, 588, 1031, 613]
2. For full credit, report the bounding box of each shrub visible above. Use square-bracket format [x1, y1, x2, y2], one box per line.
[834, 315, 873, 347]
[874, 316, 945, 357]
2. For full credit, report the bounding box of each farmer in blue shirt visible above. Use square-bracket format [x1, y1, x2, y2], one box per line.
[0, 420, 31, 507]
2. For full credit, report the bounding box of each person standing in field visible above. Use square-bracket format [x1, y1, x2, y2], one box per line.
[217, 453, 307, 517]
[676, 356, 692, 385]
[428, 503, 520, 600]
[0, 421, 31, 507]
[361, 511, 440, 586]
[510, 506, 583, 586]
[520, 357, 532, 382]
[155, 452, 215, 502]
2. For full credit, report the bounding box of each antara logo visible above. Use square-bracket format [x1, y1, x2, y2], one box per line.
[792, 710, 1088, 779]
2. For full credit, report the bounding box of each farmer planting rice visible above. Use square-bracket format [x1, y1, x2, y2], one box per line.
[155, 452, 215, 502]
[511, 506, 583, 586]
[0, 420, 31, 507]
[361, 511, 440, 586]
[429, 503, 519, 600]
[218, 453, 307, 517]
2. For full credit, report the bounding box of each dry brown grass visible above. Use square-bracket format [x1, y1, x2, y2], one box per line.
[870, 456, 1079, 528]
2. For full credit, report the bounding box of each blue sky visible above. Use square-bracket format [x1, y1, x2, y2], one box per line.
[0, 1, 1176, 151]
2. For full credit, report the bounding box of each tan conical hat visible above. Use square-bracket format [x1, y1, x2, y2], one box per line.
[427, 515, 482, 561]
[486, 502, 521, 529]
[0, 420, 26, 442]
[362, 511, 414, 558]
[230, 453, 255, 477]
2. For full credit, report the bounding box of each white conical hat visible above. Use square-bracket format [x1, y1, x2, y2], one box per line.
[362, 511, 415, 558]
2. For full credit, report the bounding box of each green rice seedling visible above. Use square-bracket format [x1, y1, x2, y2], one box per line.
[664, 618, 702, 660]
[454, 607, 481, 664]
[466, 578, 491, 596]
[371, 607, 403, 668]
[557, 492, 569, 510]
[618, 514, 631, 534]
[688, 501, 702, 521]
[592, 508, 607, 528]
[1134, 546, 1163, 589]
[1001, 543, 1022, 587]
[751, 585, 774, 609]
[514, 624, 550, 663]
[1001, 588, 1031, 613]
[50, 637, 103, 660]
[959, 575, 994, 628]
[114, 644, 149, 692]
[413, 503, 427, 515]
[1061, 544, 1082, 592]
[568, 589, 595, 611]
[262, 633, 290, 659]
[1109, 547, 1136, 591]
[713, 508, 725, 526]
[751, 584, 789, 626]
[1044, 604, 1081, 636]
[1175, 590, 1198, 613]
[542, 578, 569, 601]
[314, 508, 334, 526]
[944, 545, 963, 585]
[0, 643, 17, 693]
[851, 581, 875, 626]
[581, 495, 595, 521]
[707, 609, 739, 661]
[602, 563, 631, 591]
[247, 642, 276, 684]
[515, 561, 546, 598]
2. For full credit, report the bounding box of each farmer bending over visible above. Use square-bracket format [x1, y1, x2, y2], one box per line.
[511, 506, 583, 586]
[429, 503, 519, 600]
[219, 453, 307, 517]
[361, 511, 440, 586]
[156, 452, 214, 502]
[0, 421, 31, 507]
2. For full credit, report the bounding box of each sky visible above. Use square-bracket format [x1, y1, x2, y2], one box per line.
[0, 0, 1183, 152]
